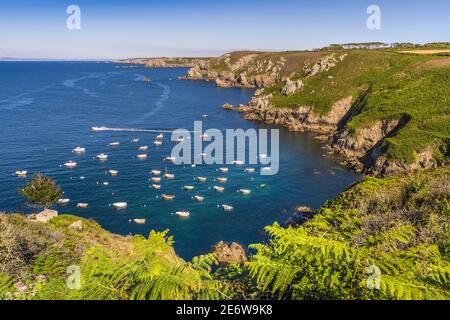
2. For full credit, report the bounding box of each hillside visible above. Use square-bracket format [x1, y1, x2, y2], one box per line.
[1, 167, 448, 300]
[182, 50, 450, 176]
[117, 57, 212, 68]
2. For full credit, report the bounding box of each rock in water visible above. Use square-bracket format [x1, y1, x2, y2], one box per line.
[213, 241, 247, 264]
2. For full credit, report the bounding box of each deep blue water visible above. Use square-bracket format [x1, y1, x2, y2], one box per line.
[0, 62, 361, 259]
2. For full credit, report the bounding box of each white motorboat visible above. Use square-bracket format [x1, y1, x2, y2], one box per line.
[175, 211, 190, 218]
[108, 142, 120, 147]
[15, 170, 28, 177]
[151, 170, 161, 176]
[132, 138, 140, 143]
[138, 146, 148, 151]
[151, 177, 161, 183]
[161, 194, 175, 201]
[165, 157, 176, 162]
[202, 114, 208, 118]
[233, 160, 244, 166]
[58, 198, 71, 205]
[239, 189, 252, 195]
[245, 168, 256, 173]
[221, 204, 234, 212]
[64, 161, 78, 168]
[218, 167, 229, 173]
[151, 184, 162, 190]
[154, 140, 163, 146]
[214, 186, 225, 192]
[196, 177, 207, 182]
[137, 154, 148, 159]
[97, 153, 109, 161]
[113, 202, 127, 209]
[77, 203, 89, 209]
[193, 195, 205, 202]
[108, 170, 119, 176]
[183, 185, 195, 191]
[164, 173, 175, 180]
[72, 147, 85, 153]
[216, 177, 228, 183]
[133, 219, 146, 225]
[156, 133, 164, 140]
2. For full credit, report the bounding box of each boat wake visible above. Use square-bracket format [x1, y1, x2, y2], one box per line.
[92, 126, 176, 133]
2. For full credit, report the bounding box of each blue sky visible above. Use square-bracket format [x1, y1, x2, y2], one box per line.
[0, 0, 448, 59]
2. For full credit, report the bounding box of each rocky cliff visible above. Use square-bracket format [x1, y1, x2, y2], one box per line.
[180, 50, 449, 176]
[117, 57, 211, 68]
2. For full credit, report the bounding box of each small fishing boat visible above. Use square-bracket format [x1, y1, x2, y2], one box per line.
[151, 177, 161, 183]
[175, 211, 190, 218]
[156, 133, 164, 140]
[151, 170, 161, 176]
[193, 195, 205, 202]
[214, 186, 225, 193]
[183, 185, 195, 191]
[133, 219, 146, 225]
[245, 168, 256, 173]
[15, 170, 28, 177]
[165, 156, 176, 162]
[108, 170, 119, 176]
[259, 184, 267, 189]
[164, 173, 175, 180]
[108, 142, 120, 147]
[102, 182, 109, 186]
[239, 189, 252, 195]
[77, 203, 89, 209]
[64, 161, 78, 168]
[161, 194, 175, 201]
[216, 177, 228, 183]
[202, 114, 208, 118]
[221, 204, 234, 212]
[233, 160, 244, 166]
[132, 138, 140, 143]
[137, 154, 148, 159]
[58, 198, 71, 205]
[151, 184, 162, 190]
[96, 153, 108, 161]
[218, 167, 229, 173]
[154, 140, 163, 146]
[196, 177, 207, 182]
[113, 202, 128, 209]
[138, 146, 148, 151]
[72, 147, 85, 153]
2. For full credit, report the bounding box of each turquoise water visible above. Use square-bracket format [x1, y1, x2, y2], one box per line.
[0, 62, 361, 259]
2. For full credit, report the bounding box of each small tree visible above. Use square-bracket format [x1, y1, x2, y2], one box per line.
[20, 173, 62, 209]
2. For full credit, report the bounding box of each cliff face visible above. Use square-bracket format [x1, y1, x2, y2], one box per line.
[117, 57, 211, 68]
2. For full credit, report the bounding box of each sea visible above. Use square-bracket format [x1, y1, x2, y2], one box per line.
[0, 61, 361, 259]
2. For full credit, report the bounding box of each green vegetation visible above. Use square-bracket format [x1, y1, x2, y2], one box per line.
[20, 173, 62, 209]
[265, 50, 450, 164]
[1, 167, 448, 300]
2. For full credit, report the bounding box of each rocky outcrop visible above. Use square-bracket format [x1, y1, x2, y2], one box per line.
[244, 96, 353, 134]
[116, 57, 210, 68]
[213, 241, 247, 265]
[281, 79, 304, 95]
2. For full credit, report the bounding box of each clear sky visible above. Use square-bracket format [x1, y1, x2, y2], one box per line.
[0, 0, 449, 60]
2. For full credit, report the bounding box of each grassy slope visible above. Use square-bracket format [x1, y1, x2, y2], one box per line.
[264, 50, 450, 163]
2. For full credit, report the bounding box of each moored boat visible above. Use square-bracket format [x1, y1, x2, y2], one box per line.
[161, 194, 175, 201]
[239, 189, 252, 195]
[216, 177, 228, 183]
[164, 173, 175, 180]
[214, 186, 225, 192]
[195, 176, 207, 182]
[175, 211, 190, 218]
[183, 185, 195, 191]
[96, 153, 109, 161]
[77, 203, 89, 209]
[218, 167, 229, 173]
[64, 161, 77, 168]
[133, 219, 146, 225]
[113, 202, 127, 209]
[151, 170, 161, 176]
[137, 154, 147, 159]
[72, 147, 85, 153]
[138, 146, 148, 151]
[220, 204, 234, 212]
[154, 140, 163, 146]
[151, 177, 161, 183]
[156, 133, 164, 140]
[244, 168, 256, 173]
[15, 170, 28, 177]
[165, 156, 176, 162]
[108, 142, 120, 147]
[233, 160, 244, 166]
[58, 198, 71, 205]
[151, 184, 162, 190]
[193, 195, 205, 202]
[108, 170, 119, 176]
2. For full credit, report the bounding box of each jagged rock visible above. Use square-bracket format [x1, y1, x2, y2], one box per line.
[296, 206, 313, 214]
[281, 78, 304, 95]
[69, 220, 83, 231]
[35, 209, 58, 223]
[222, 103, 234, 110]
[213, 241, 247, 264]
